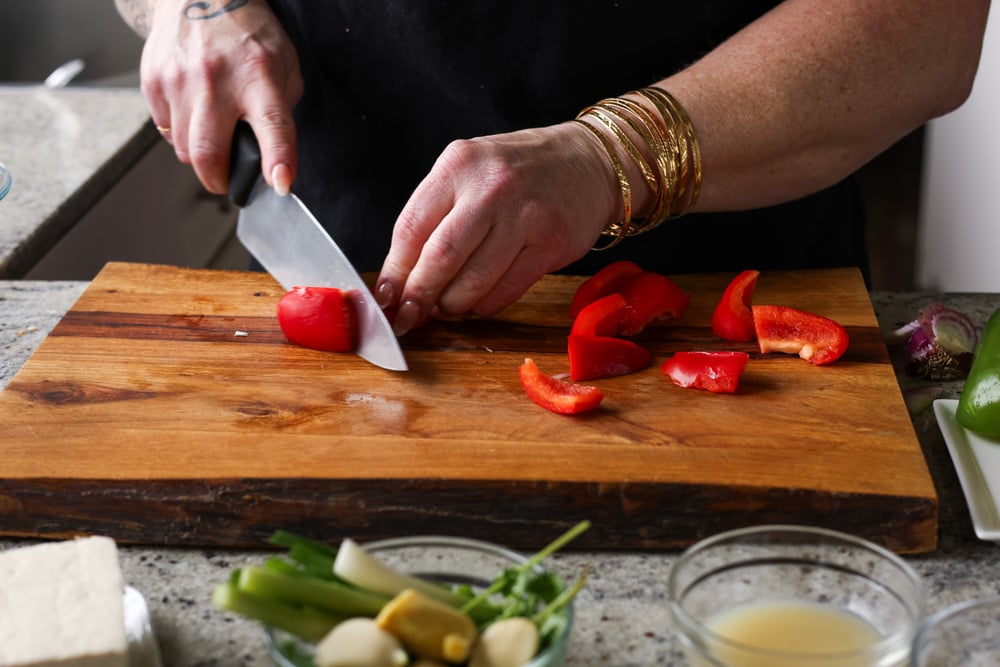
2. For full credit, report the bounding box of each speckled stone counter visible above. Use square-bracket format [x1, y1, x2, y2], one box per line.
[2, 283, 1000, 666]
[0, 87, 156, 278]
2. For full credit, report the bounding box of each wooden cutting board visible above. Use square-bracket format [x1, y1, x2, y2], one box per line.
[0, 262, 936, 553]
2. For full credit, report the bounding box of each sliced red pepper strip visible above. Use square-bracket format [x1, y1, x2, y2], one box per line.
[618, 271, 691, 336]
[277, 286, 357, 352]
[711, 269, 760, 343]
[568, 260, 643, 319]
[752, 304, 849, 366]
[568, 334, 652, 381]
[518, 358, 604, 415]
[570, 293, 628, 337]
[661, 351, 749, 394]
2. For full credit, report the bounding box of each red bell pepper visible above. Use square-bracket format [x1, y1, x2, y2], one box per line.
[568, 260, 642, 319]
[277, 286, 357, 352]
[661, 351, 749, 394]
[568, 334, 652, 381]
[518, 357, 604, 415]
[618, 271, 690, 336]
[711, 269, 760, 343]
[752, 305, 849, 365]
[570, 293, 628, 337]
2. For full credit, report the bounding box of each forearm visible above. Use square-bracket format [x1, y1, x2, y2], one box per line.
[115, 0, 257, 38]
[114, 0, 154, 38]
[645, 0, 989, 213]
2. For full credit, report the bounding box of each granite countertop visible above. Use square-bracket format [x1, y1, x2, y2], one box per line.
[0, 86, 156, 278]
[1, 281, 999, 666]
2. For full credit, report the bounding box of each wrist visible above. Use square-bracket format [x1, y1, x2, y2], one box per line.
[575, 105, 657, 221]
[574, 88, 702, 250]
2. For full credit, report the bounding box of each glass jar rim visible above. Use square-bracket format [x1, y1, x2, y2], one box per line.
[911, 594, 1000, 658]
[0, 162, 11, 201]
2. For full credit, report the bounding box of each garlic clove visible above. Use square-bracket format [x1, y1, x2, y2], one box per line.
[315, 617, 408, 667]
[468, 617, 540, 667]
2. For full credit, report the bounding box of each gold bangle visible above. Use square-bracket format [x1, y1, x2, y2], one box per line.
[577, 104, 658, 194]
[639, 87, 702, 216]
[572, 119, 633, 250]
[574, 87, 701, 249]
[580, 99, 667, 235]
[650, 86, 702, 210]
[598, 97, 676, 233]
[634, 88, 687, 216]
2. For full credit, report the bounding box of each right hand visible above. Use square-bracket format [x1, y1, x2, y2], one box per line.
[140, 0, 304, 195]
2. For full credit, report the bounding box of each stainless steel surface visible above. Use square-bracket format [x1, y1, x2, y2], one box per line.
[237, 179, 407, 371]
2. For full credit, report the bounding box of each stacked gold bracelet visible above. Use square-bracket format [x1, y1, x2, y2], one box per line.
[576, 86, 702, 250]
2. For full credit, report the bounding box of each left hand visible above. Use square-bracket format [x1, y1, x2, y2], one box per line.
[375, 121, 621, 336]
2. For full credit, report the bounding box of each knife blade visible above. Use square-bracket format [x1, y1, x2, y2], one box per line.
[229, 122, 407, 371]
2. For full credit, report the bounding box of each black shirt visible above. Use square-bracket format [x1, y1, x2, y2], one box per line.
[267, 1, 870, 283]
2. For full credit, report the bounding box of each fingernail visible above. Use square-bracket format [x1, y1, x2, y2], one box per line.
[270, 163, 292, 196]
[375, 279, 395, 308]
[392, 299, 420, 337]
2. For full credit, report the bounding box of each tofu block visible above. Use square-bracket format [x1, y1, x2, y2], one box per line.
[0, 536, 128, 667]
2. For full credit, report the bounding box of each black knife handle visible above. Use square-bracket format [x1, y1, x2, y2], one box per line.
[228, 120, 261, 207]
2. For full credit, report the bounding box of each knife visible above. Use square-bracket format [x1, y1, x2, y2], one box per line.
[229, 121, 407, 371]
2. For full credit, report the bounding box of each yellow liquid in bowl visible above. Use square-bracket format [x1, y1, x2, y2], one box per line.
[694, 599, 895, 667]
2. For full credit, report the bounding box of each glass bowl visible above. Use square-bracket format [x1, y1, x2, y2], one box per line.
[265, 535, 574, 667]
[0, 162, 11, 201]
[911, 595, 1000, 666]
[668, 524, 926, 667]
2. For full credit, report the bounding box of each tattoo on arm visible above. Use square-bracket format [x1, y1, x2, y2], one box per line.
[115, 0, 251, 39]
[184, 0, 249, 21]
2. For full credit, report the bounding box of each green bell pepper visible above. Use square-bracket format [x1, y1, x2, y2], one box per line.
[957, 306, 1000, 437]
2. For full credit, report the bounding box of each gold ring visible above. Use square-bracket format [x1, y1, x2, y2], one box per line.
[156, 125, 171, 133]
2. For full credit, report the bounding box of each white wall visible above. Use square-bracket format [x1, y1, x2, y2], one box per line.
[917, 5, 1000, 292]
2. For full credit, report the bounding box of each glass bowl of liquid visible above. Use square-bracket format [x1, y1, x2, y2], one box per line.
[667, 524, 925, 667]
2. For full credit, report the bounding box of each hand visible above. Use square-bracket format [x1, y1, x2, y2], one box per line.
[376, 121, 622, 336]
[141, 0, 303, 195]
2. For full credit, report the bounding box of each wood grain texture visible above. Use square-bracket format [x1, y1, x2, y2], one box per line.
[0, 262, 937, 552]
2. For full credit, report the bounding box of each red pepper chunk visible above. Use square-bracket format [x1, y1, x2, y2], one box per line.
[570, 293, 628, 337]
[662, 351, 749, 394]
[618, 271, 690, 336]
[752, 305, 849, 365]
[711, 269, 760, 343]
[568, 260, 642, 319]
[568, 334, 652, 381]
[518, 358, 604, 415]
[277, 286, 357, 352]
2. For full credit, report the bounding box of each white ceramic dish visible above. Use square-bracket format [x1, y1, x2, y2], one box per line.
[933, 399, 1000, 542]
